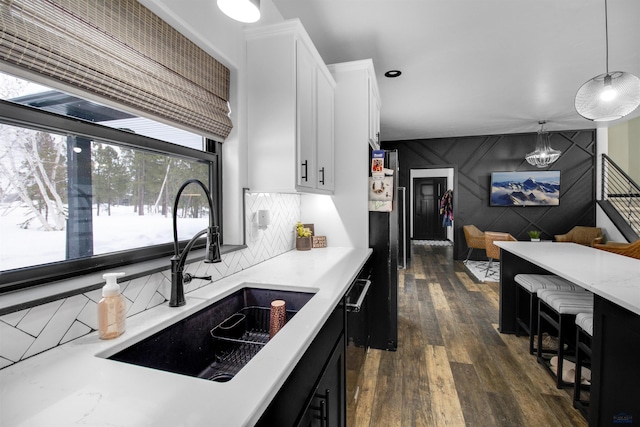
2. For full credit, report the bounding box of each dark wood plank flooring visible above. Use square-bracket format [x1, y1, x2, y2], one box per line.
[353, 243, 587, 427]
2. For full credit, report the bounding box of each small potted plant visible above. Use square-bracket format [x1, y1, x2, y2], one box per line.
[528, 230, 541, 242]
[295, 222, 313, 251]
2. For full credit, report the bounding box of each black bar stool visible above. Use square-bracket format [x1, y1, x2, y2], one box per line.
[574, 312, 593, 418]
[537, 289, 593, 388]
[514, 274, 580, 354]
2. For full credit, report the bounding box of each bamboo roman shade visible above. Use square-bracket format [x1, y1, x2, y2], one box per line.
[0, 0, 232, 140]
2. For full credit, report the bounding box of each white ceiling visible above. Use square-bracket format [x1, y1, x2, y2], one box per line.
[272, 0, 640, 141]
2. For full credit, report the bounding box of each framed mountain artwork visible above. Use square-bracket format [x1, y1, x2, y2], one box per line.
[490, 171, 560, 207]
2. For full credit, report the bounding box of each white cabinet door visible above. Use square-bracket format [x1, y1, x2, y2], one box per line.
[296, 39, 317, 191]
[368, 77, 381, 147]
[327, 59, 379, 248]
[246, 32, 297, 193]
[316, 69, 334, 192]
[246, 20, 335, 195]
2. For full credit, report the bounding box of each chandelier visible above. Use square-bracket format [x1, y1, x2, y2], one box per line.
[525, 121, 561, 168]
[574, 0, 640, 121]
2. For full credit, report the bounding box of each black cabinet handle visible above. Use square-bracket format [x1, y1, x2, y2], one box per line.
[319, 167, 325, 185]
[301, 160, 308, 182]
[311, 389, 330, 427]
[325, 389, 330, 427]
[309, 400, 325, 427]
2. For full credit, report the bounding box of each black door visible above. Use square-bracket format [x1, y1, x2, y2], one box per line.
[413, 177, 446, 240]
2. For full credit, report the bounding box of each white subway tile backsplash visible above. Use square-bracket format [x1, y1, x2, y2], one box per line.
[77, 300, 99, 330]
[158, 270, 172, 301]
[60, 321, 91, 344]
[23, 295, 88, 359]
[0, 356, 12, 370]
[146, 292, 166, 310]
[0, 309, 28, 327]
[122, 277, 144, 301]
[126, 274, 165, 317]
[1, 192, 300, 369]
[0, 321, 35, 362]
[17, 300, 64, 336]
[84, 288, 103, 304]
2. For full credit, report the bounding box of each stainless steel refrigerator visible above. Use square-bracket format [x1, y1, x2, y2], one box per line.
[368, 149, 402, 351]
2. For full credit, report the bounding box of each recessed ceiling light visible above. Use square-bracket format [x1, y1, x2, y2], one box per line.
[384, 70, 402, 78]
[217, 0, 261, 23]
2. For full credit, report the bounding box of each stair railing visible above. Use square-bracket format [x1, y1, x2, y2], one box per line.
[601, 154, 640, 236]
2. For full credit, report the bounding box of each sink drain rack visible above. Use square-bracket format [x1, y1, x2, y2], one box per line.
[201, 306, 297, 382]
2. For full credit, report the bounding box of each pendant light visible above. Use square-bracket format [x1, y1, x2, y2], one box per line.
[574, 0, 640, 121]
[526, 121, 561, 168]
[217, 0, 260, 23]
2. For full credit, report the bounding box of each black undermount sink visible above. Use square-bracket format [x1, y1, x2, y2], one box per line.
[108, 286, 315, 382]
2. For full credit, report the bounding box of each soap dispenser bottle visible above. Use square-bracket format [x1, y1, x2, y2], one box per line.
[98, 272, 127, 340]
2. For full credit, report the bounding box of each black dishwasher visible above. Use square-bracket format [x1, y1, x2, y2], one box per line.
[345, 261, 373, 426]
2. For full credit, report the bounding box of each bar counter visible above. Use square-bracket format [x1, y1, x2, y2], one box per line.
[495, 241, 640, 426]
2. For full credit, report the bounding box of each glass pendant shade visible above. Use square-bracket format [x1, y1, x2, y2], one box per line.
[526, 122, 561, 168]
[574, 0, 640, 121]
[217, 0, 260, 23]
[575, 71, 640, 121]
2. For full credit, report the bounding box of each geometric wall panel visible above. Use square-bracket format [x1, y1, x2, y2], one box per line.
[384, 129, 597, 260]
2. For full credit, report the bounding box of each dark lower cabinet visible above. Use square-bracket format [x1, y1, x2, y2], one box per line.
[256, 301, 346, 427]
[590, 295, 640, 426]
[297, 332, 345, 426]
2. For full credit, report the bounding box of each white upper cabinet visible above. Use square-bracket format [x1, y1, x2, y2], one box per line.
[368, 76, 381, 149]
[246, 19, 335, 194]
[315, 70, 335, 191]
[295, 39, 317, 191]
[326, 59, 380, 248]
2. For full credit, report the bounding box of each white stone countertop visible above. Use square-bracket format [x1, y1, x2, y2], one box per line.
[495, 241, 640, 315]
[0, 247, 372, 427]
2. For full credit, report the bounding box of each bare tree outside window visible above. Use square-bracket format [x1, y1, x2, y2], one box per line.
[0, 72, 213, 274]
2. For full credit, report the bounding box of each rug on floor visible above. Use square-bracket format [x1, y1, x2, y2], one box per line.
[465, 260, 499, 282]
[413, 240, 452, 246]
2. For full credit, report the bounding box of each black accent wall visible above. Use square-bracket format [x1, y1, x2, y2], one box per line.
[383, 129, 597, 260]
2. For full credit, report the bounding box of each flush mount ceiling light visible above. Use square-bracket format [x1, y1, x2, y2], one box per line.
[217, 0, 260, 23]
[574, 0, 640, 121]
[525, 121, 561, 168]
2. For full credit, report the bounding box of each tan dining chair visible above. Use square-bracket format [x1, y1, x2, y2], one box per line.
[484, 231, 517, 278]
[463, 225, 486, 264]
[555, 226, 603, 247]
[594, 239, 640, 260]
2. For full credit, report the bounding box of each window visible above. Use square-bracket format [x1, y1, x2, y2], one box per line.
[0, 72, 222, 291]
